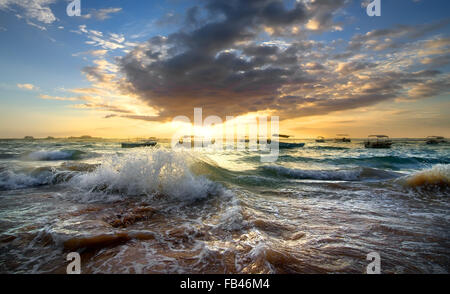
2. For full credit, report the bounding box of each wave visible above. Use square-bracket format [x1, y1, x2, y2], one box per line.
[0, 163, 101, 190]
[261, 165, 402, 181]
[68, 149, 225, 202]
[402, 164, 449, 190]
[0, 169, 51, 190]
[252, 155, 449, 170]
[0, 153, 18, 159]
[22, 149, 93, 161]
[332, 156, 448, 167]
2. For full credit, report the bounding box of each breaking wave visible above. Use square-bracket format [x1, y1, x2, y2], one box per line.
[68, 149, 225, 202]
[22, 149, 93, 161]
[0, 170, 48, 190]
[403, 164, 450, 190]
[0, 167, 80, 190]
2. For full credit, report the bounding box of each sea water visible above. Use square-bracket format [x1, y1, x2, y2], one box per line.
[0, 138, 448, 273]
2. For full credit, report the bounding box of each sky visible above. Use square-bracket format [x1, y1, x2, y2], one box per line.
[0, 0, 449, 139]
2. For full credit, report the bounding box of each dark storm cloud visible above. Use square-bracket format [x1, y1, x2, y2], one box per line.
[115, 0, 450, 122]
[118, 0, 326, 120]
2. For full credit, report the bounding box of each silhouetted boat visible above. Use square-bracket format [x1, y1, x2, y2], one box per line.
[335, 134, 351, 143]
[365, 135, 393, 149]
[272, 134, 291, 139]
[121, 141, 157, 148]
[271, 134, 305, 148]
[316, 136, 325, 143]
[278, 142, 305, 148]
[426, 136, 446, 145]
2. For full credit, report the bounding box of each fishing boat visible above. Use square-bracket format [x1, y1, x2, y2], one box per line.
[425, 136, 446, 145]
[334, 134, 351, 143]
[121, 140, 157, 148]
[316, 136, 325, 143]
[278, 142, 305, 148]
[272, 134, 305, 148]
[364, 135, 393, 149]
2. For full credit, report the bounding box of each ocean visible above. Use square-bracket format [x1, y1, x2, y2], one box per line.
[0, 138, 448, 273]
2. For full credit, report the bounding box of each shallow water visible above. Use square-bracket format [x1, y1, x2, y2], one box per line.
[0, 138, 449, 273]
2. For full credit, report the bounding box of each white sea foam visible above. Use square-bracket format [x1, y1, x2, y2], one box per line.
[68, 149, 223, 202]
[0, 170, 45, 190]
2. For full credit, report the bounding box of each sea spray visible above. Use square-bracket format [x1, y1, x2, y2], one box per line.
[404, 164, 450, 189]
[69, 149, 224, 202]
[0, 169, 46, 190]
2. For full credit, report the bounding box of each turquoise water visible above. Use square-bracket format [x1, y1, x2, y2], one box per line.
[0, 138, 448, 273]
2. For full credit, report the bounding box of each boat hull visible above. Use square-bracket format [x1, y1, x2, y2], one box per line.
[364, 142, 392, 149]
[278, 142, 305, 149]
[121, 142, 157, 148]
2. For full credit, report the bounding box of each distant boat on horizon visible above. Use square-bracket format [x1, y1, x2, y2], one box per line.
[365, 135, 393, 149]
[121, 140, 157, 148]
[335, 134, 351, 143]
[278, 142, 305, 149]
[272, 134, 291, 139]
[316, 136, 326, 143]
[426, 136, 446, 145]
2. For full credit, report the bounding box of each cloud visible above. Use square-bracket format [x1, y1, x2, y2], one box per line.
[421, 54, 450, 67]
[118, 0, 335, 120]
[17, 83, 37, 90]
[81, 7, 122, 20]
[0, 0, 57, 29]
[346, 19, 450, 53]
[39, 94, 79, 101]
[38, 55, 159, 120]
[66, 1, 450, 124]
[72, 49, 108, 57]
[73, 25, 134, 52]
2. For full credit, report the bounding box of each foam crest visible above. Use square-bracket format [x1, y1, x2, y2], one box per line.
[0, 170, 46, 190]
[404, 164, 450, 189]
[69, 149, 223, 201]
